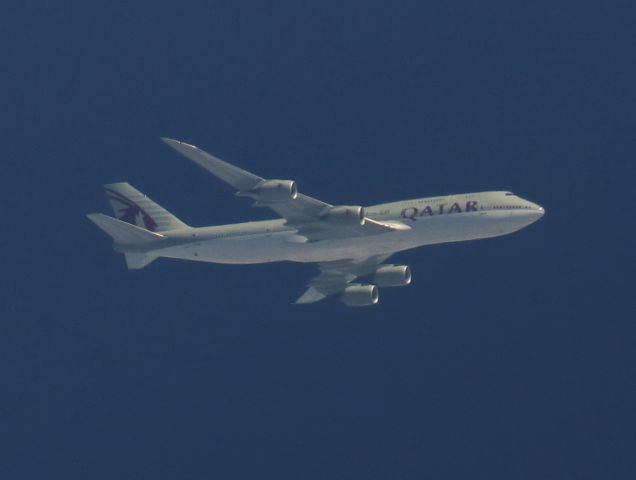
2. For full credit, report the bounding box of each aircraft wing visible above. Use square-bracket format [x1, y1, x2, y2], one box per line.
[295, 254, 392, 304]
[162, 138, 406, 240]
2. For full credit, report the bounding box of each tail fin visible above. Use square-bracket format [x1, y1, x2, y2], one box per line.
[104, 182, 188, 232]
[87, 213, 163, 269]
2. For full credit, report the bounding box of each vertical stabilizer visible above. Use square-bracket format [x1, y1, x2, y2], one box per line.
[104, 182, 189, 232]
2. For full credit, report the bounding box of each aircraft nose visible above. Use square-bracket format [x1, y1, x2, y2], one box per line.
[519, 198, 544, 219]
[529, 202, 545, 218]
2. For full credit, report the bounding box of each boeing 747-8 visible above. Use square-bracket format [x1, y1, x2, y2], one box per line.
[87, 138, 544, 306]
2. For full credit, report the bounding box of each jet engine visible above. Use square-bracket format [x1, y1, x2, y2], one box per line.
[340, 284, 379, 307]
[322, 205, 366, 226]
[252, 179, 298, 202]
[374, 265, 412, 287]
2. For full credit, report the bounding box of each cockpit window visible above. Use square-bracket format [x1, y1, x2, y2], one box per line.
[505, 192, 514, 196]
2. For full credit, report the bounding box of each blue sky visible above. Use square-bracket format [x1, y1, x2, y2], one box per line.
[3, 1, 635, 478]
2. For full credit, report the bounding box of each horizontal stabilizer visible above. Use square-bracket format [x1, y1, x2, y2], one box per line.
[124, 252, 157, 269]
[87, 213, 165, 245]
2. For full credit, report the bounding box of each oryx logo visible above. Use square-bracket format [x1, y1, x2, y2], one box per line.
[105, 188, 158, 231]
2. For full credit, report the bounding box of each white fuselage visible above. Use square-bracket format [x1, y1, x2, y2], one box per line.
[139, 191, 544, 264]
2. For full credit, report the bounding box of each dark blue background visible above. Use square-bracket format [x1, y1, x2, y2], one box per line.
[3, 1, 635, 478]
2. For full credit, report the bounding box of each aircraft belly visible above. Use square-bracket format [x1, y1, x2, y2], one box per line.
[155, 231, 403, 264]
[200, 234, 399, 263]
[154, 212, 535, 265]
[406, 211, 537, 244]
[185, 233, 298, 264]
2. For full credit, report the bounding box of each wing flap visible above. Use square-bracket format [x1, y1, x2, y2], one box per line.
[294, 287, 327, 304]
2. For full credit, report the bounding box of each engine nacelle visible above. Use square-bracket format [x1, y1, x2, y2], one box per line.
[322, 205, 366, 226]
[374, 265, 412, 287]
[252, 179, 298, 203]
[340, 284, 379, 307]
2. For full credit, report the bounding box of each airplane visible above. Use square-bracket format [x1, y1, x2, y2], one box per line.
[87, 138, 545, 306]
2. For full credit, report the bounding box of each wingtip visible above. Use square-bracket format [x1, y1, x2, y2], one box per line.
[161, 137, 197, 149]
[103, 181, 129, 190]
